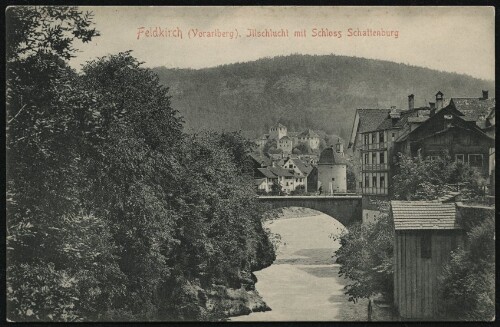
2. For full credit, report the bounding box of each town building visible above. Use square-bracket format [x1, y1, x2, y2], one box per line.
[243, 152, 272, 177]
[394, 101, 494, 178]
[254, 167, 278, 193]
[277, 135, 293, 154]
[255, 134, 269, 149]
[282, 157, 314, 192]
[317, 142, 347, 194]
[391, 200, 464, 319]
[269, 122, 288, 141]
[297, 129, 321, 150]
[349, 91, 494, 223]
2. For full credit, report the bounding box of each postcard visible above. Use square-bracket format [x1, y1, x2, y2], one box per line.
[5, 5, 495, 322]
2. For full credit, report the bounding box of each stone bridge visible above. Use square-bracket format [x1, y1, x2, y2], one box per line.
[258, 195, 363, 227]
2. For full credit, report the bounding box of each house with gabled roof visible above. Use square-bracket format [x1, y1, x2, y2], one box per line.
[394, 99, 494, 177]
[282, 157, 314, 192]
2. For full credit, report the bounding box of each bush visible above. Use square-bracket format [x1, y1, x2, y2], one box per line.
[438, 211, 495, 320]
[334, 207, 394, 303]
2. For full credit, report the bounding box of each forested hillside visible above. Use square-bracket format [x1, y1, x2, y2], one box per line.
[153, 55, 494, 140]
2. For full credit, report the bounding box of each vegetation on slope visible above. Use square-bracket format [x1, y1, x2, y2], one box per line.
[6, 7, 274, 322]
[153, 55, 494, 139]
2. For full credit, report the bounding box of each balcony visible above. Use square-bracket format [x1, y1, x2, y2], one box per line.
[361, 142, 388, 150]
[362, 163, 389, 171]
[362, 187, 388, 195]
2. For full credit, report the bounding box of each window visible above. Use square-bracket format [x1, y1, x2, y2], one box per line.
[421, 233, 432, 259]
[455, 154, 465, 163]
[468, 154, 483, 167]
[380, 152, 385, 164]
[289, 164, 293, 168]
[372, 176, 377, 188]
[379, 131, 385, 143]
[296, 178, 298, 182]
[364, 175, 369, 188]
[392, 132, 396, 141]
[332, 177, 335, 181]
[372, 133, 376, 144]
[364, 153, 369, 164]
[364, 134, 369, 145]
[372, 152, 377, 164]
[380, 176, 385, 188]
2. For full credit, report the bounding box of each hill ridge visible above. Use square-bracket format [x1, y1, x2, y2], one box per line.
[152, 54, 494, 139]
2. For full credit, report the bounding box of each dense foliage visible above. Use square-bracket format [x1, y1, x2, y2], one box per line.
[336, 152, 492, 316]
[153, 55, 494, 140]
[391, 152, 486, 200]
[438, 210, 495, 320]
[7, 7, 274, 322]
[334, 204, 394, 303]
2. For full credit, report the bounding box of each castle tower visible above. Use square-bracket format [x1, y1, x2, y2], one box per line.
[317, 146, 347, 194]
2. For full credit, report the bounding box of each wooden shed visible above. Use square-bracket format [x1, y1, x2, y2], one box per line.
[391, 201, 464, 320]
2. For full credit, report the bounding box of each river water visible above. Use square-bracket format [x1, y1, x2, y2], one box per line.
[231, 213, 371, 321]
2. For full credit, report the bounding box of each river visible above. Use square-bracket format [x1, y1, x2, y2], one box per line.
[231, 212, 372, 321]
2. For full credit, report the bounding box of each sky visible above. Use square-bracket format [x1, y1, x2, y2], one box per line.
[70, 6, 495, 81]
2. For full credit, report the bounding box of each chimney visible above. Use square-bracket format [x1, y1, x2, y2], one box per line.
[335, 138, 344, 154]
[436, 91, 444, 110]
[408, 94, 415, 110]
[482, 90, 489, 100]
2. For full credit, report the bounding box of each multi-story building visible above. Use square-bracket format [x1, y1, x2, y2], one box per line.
[349, 91, 494, 223]
[297, 129, 321, 150]
[282, 157, 314, 192]
[269, 122, 287, 141]
[394, 98, 494, 178]
[277, 135, 293, 154]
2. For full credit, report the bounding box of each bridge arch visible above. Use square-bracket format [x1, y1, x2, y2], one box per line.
[258, 195, 362, 227]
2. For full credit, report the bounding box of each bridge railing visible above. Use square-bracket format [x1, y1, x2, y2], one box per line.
[258, 193, 362, 199]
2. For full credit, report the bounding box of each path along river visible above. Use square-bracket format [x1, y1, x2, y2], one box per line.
[231, 212, 372, 321]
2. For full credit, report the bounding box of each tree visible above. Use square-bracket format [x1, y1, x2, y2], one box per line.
[334, 204, 394, 303]
[262, 138, 277, 155]
[293, 142, 311, 154]
[6, 7, 278, 322]
[392, 152, 484, 200]
[438, 211, 495, 320]
[6, 6, 99, 61]
[270, 181, 282, 195]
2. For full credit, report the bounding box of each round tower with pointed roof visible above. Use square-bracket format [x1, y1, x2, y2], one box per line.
[317, 145, 347, 194]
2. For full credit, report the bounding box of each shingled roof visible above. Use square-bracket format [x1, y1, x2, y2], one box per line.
[297, 129, 320, 138]
[249, 153, 272, 167]
[356, 109, 391, 133]
[256, 167, 277, 179]
[391, 201, 460, 230]
[268, 166, 294, 177]
[288, 158, 314, 175]
[450, 97, 496, 122]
